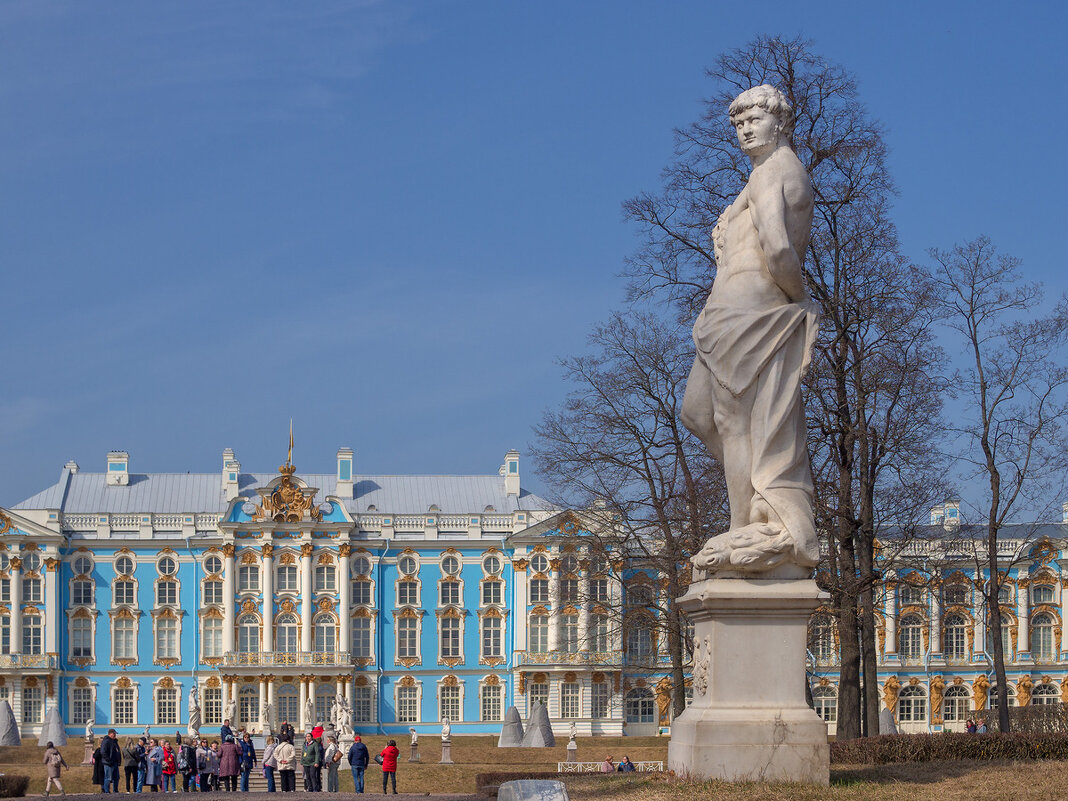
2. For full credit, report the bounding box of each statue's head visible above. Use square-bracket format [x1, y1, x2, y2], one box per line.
[728, 85, 794, 155]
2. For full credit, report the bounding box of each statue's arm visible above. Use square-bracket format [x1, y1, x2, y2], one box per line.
[747, 170, 805, 303]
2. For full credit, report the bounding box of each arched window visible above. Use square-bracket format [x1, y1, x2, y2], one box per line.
[989, 684, 1017, 710]
[276, 684, 298, 727]
[1032, 613, 1056, 661]
[898, 686, 927, 722]
[239, 685, 260, 728]
[624, 687, 655, 723]
[997, 583, 1013, 605]
[237, 614, 259, 653]
[627, 622, 654, 663]
[943, 614, 968, 661]
[812, 686, 837, 722]
[987, 614, 1013, 657]
[1032, 683, 1060, 705]
[943, 685, 971, 722]
[313, 613, 336, 652]
[529, 615, 549, 653]
[899, 615, 924, 660]
[276, 614, 299, 653]
[809, 615, 836, 663]
[1032, 584, 1055, 605]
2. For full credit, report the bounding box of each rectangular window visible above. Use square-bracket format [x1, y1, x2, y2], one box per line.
[590, 578, 609, 603]
[0, 578, 8, 603]
[529, 579, 549, 604]
[439, 684, 461, 722]
[21, 686, 43, 724]
[23, 577, 42, 604]
[397, 686, 419, 723]
[397, 618, 418, 659]
[156, 618, 178, 660]
[203, 618, 223, 659]
[398, 581, 418, 606]
[22, 616, 42, 654]
[561, 579, 579, 603]
[156, 580, 177, 606]
[314, 566, 336, 593]
[71, 687, 93, 725]
[591, 615, 610, 652]
[203, 688, 222, 725]
[277, 566, 298, 592]
[352, 580, 372, 605]
[627, 625, 653, 663]
[591, 682, 610, 718]
[238, 566, 259, 593]
[480, 684, 503, 722]
[440, 581, 460, 606]
[353, 686, 373, 723]
[73, 580, 94, 606]
[561, 682, 580, 718]
[114, 688, 135, 726]
[0, 616, 9, 655]
[482, 581, 502, 606]
[530, 682, 549, 710]
[440, 618, 461, 659]
[352, 618, 372, 659]
[482, 617, 503, 659]
[203, 580, 223, 606]
[156, 687, 178, 725]
[72, 618, 93, 658]
[562, 615, 579, 653]
[114, 580, 135, 606]
[529, 616, 549, 653]
[113, 618, 136, 661]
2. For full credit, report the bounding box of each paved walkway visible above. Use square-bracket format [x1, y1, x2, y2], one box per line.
[39, 795, 481, 800]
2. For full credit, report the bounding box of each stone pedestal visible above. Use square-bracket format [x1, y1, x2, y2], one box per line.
[82, 742, 95, 765]
[439, 739, 453, 764]
[667, 577, 829, 785]
[565, 741, 577, 763]
[408, 742, 421, 762]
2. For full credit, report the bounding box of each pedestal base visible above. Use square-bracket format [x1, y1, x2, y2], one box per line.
[409, 744, 421, 762]
[565, 742, 577, 763]
[667, 577, 829, 785]
[82, 743, 95, 765]
[439, 740, 453, 764]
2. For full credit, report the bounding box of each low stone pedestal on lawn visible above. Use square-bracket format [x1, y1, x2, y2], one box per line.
[667, 576, 829, 785]
[440, 739, 454, 764]
[409, 742, 421, 762]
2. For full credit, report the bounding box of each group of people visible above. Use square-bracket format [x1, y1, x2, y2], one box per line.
[600, 755, 636, 773]
[965, 719, 989, 734]
[89, 720, 401, 794]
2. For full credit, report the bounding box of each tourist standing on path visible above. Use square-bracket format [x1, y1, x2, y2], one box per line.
[600, 756, 614, 773]
[347, 735, 369, 793]
[91, 743, 105, 792]
[180, 737, 198, 792]
[161, 740, 177, 793]
[378, 739, 399, 795]
[220, 719, 234, 744]
[239, 732, 257, 791]
[300, 732, 322, 792]
[145, 738, 164, 792]
[261, 736, 278, 793]
[123, 738, 140, 792]
[279, 720, 294, 745]
[195, 740, 211, 791]
[136, 737, 148, 793]
[207, 741, 222, 791]
[274, 735, 296, 792]
[219, 735, 242, 791]
[617, 756, 635, 772]
[43, 741, 67, 797]
[323, 736, 340, 792]
[101, 728, 122, 793]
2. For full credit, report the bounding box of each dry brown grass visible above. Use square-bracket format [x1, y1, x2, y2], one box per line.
[1, 737, 1067, 799]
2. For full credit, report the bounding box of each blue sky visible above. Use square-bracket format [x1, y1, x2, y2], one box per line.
[2, 0, 1066, 505]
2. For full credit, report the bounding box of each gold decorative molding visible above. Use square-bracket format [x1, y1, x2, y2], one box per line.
[159, 676, 175, 688]
[116, 676, 132, 689]
[1017, 674, 1034, 706]
[354, 675, 369, 687]
[74, 676, 90, 688]
[301, 543, 315, 558]
[317, 552, 334, 565]
[253, 465, 322, 523]
[339, 543, 352, 557]
[479, 656, 506, 667]
[513, 559, 529, 571]
[23, 677, 38, 688]
[241, 599, 258, 614]
[397, 656, 420, 668]
[261, 544, 274, 558]
[882, 676, 900, 712]
[280, 552, 296, 566]
[317, 598, 335, 612]
[44, 558, 59, 572]
[439, 656, 464, 667]
[930, 676, 945, 725]
[201, 657, 222, 667]
[442, 675, 459, 687]
[206, 676, 221, 688]
[222, 544, 236, 558]
[0, 511, 12, 534]
[483, 675, 500, 686]
[9, 557, 21, 570]
[591, 672, 605, 683]
[154, 657, 180, 667]
[399, 675, 416, 688]
[354, 657, 374, 667]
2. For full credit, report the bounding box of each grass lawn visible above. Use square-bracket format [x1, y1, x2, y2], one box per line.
[3, 736, 1068, 799]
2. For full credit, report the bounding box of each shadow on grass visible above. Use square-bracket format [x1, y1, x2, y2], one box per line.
[833, 759, 1022, 786]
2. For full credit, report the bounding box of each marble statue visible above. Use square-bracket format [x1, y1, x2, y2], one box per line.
[143, 725, 151, 740]
[568, 722, 577, 743]
[304, 697, 315, 730]
[333, 694, 352, 737]
[409, 727, 418, 746]
[188, 688, 202, 737]
[441, 718, 451, 741]
[262, 701, 273, 735]
[225, 698, 237, 726]
[85, 718, 95, 742]
[681, 83, 819, 576]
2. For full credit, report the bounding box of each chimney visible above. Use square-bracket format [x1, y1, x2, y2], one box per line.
[336, 448, 354, 499]
[504, 450, 520, 497]
[222, 448, 241, 502]
[64, 460, 79, 474]
[106, 451, 129, 486]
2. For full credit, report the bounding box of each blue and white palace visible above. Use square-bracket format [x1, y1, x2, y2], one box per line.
[0, 447, 668, 739]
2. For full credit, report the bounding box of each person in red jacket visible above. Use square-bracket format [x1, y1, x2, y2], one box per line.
[378, 740, 399, 794]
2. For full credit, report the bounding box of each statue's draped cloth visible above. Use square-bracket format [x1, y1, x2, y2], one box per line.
[693, 300, 819, 565]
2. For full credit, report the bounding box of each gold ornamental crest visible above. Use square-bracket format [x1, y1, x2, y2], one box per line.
[252, 464, 322, 523]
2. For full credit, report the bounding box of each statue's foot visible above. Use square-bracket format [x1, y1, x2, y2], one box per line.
[692, 522, 796, 573]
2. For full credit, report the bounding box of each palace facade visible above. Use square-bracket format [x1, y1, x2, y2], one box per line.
[0, 448, 670, 738]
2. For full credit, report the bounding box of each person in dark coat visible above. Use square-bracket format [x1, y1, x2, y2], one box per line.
[92, 745, 104, 791]
[218, 735, 242, 792]
[123, 738, 140, 793]
[239, 732, 257, 791]
[180, 738, 199, 793]
[279, 720, 295, 745]
[300, 733, 321, 792]
[347, 735, 369, 793]
[101, 729, 122, 794]
[220, 719, 234, 744]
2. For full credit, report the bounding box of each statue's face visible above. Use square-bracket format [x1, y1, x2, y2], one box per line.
[732, 106, 781, 157]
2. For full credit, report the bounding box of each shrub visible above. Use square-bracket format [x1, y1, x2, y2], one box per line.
[976, 705, 1068, 734]
[0, 775, 30, 797]
[831, 732, 1068, 765]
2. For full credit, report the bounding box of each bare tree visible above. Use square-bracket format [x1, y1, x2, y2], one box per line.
[531, 310, 729, 718]
[621, 34, 947, 738]
[928, 236, 1068, 733]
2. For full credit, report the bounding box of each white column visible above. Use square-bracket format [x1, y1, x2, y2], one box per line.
[307, 676, 317, 726]
[1018, 583, 1030, 653]
[884, 587, 898, 655]
[1060, 579, 1068, 654]
[547, 562, 560, 652]
[344, 677, 353, 702]
[335, 676, 344, 696]
[261, 677, 271, 733]
[930, 592, 942, 654]
[262, 543, 274, 653]
[223, 546, 236, 654]
[222, 677, 233, 723]
[301, 544, 313, 652]
[44, 558, 59, 655]
[10, 559, 22, 652]
[339, 545, 351, 654]
[514, 558, 529, 646]
[298, 679, 308, 730]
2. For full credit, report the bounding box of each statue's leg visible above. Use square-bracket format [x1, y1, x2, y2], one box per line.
[709, 375, 756, 532]
[681, 358, 723, 460]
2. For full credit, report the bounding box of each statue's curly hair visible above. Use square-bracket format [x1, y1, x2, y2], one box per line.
[728, 85, 794, 138]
